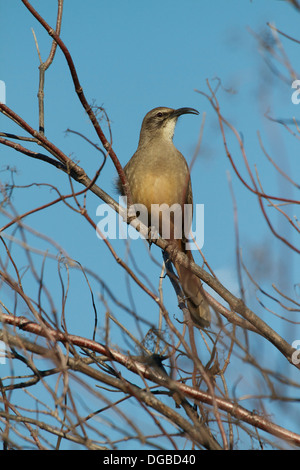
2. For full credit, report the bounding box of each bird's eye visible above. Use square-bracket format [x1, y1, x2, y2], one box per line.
[156, 112, 163, 117]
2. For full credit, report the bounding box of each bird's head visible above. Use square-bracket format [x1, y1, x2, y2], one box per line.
[138, 106, 199, 145]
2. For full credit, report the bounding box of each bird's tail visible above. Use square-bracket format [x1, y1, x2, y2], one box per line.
[174, 244, 211, 328]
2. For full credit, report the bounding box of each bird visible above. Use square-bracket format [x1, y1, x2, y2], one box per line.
[117, 106, 211, 328]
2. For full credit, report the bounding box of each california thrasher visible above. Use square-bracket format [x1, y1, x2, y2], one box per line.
[117, 106, 211, 327]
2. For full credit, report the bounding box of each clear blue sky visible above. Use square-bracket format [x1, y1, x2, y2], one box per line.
[1, 0, 300, 449]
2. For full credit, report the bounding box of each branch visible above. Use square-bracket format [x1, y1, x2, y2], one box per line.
[1, 319, 300, 447]
[21, 0, 131, 203]
[31, 0, 63, 133]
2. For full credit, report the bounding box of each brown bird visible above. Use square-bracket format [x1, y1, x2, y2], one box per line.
[117, 107, 210, 327]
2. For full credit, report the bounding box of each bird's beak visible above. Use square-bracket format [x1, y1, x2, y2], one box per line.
[171, 107, 199, 118]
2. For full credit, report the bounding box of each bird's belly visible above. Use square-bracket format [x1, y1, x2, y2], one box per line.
[128, 171, 191, 239]
[130, 171, 187, 209]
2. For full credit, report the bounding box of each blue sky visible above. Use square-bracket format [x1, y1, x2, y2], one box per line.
[1, 0, 300, 449]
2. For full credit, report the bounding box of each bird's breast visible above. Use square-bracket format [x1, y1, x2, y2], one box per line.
[126, 161, 190, 210]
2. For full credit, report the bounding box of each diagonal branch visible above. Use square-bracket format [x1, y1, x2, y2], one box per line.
[1, 320, 300, 447]
[21, 0, 131, 203]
